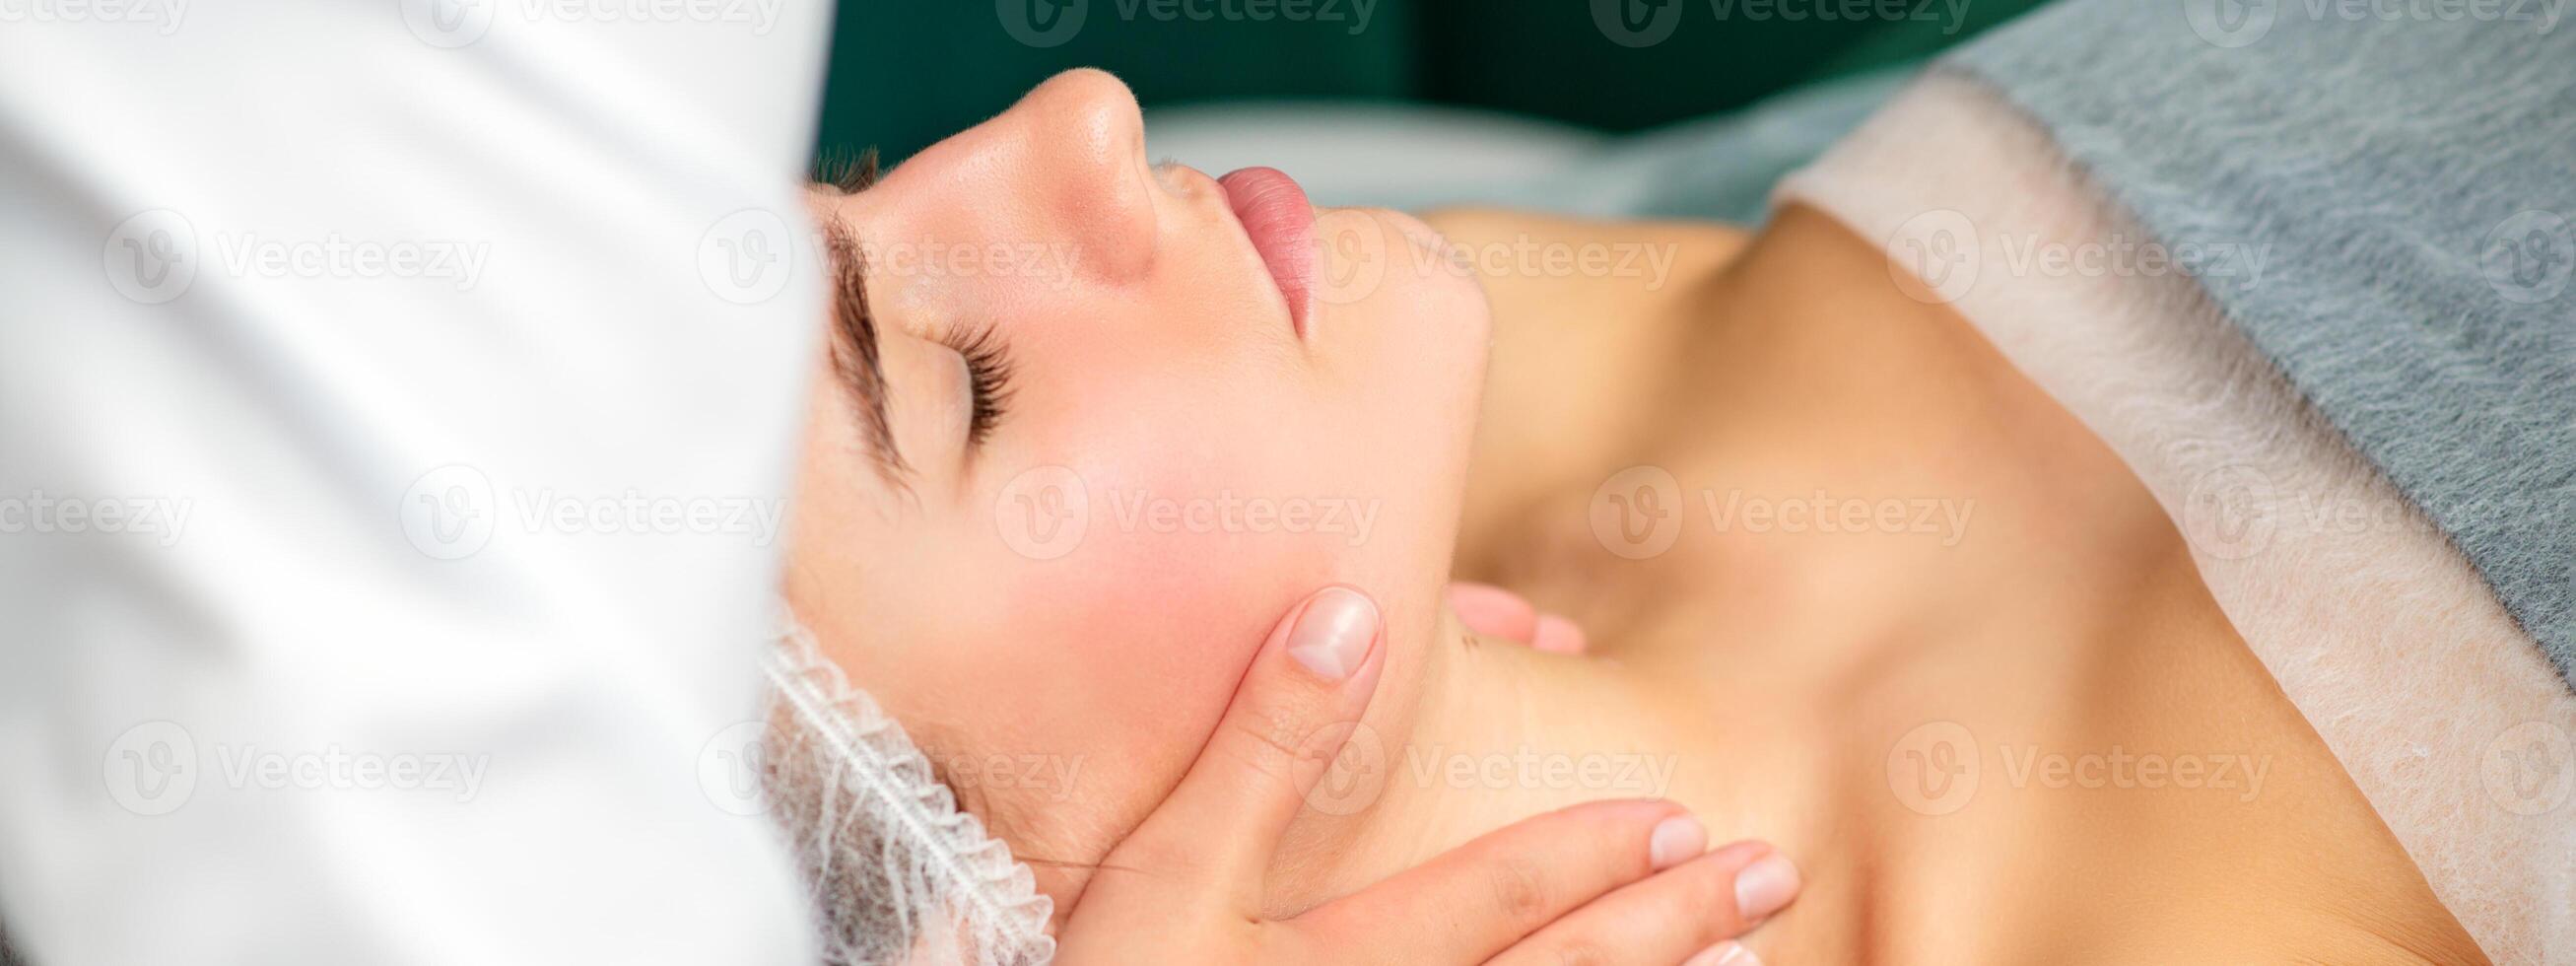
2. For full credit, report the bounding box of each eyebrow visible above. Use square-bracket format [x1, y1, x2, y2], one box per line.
[815, 155, 908, 481]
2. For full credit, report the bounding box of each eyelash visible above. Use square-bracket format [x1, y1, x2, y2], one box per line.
[817, 150, 1012, 452]
[940, 323, 1015, 448]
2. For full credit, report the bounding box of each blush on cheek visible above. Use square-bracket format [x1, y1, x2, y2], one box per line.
[984, 488, 1346, 820]
[1010, 520, 1322, 711]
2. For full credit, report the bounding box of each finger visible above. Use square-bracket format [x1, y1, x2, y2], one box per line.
[1448, 582, 1538, 643]
[1484, 840, 1800, 966]
[1530, 612, 1588, 655]
[1098, 584, 1387, 911]
[1290, 798, 1713, 964]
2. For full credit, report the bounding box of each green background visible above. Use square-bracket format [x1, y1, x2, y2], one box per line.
[815, 0, 2045, 166]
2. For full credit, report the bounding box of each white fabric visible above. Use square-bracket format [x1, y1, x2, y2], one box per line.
[0, 5, 833, 963]
[1776, 73, 2576, 964]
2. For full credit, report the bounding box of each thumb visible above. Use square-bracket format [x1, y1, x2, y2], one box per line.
[1099, 584, 1387, 913]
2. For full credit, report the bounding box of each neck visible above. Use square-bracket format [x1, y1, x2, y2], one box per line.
[1264, 607, 1878, 954]
[1260, 606, 1814, 902]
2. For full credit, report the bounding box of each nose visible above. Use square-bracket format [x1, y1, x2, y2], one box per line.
[903, 69, 1158, 280]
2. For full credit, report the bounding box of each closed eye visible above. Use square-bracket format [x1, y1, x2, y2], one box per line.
[939, 322, 1016, 448]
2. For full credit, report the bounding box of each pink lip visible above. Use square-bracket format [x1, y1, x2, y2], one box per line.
[1217, 166, 1317, 336]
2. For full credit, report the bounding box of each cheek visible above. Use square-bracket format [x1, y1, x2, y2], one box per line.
[980, 337, 1468, 708]
[973, 422, 1368, 787]
[964, 479, 1322, 860]
[991, 446, 1343, 713]
[977, 436, 1459, 863]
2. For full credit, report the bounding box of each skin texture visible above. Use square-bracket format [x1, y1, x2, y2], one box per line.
[1053, 585, 1794, 965]
[1360, 206, 2489, 964]
[786, 71, 2490, 963]
[783, 68, 1481, 913]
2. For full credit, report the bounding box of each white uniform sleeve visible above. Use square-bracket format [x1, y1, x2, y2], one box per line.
[0, 3, 834, 963]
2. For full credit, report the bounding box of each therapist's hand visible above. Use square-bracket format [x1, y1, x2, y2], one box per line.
[1054, 586, 1796, 965]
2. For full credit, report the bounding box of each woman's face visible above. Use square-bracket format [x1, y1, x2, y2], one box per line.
[784, 70, 1490, 883]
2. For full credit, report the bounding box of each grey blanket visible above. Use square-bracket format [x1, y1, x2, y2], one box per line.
[1943, 0, 2576, 683]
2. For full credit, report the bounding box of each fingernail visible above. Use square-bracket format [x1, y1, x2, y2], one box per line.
[1288, 586, 1378, 681]
[1648, 815, 1706, 869]
[1683, 940, 1760, 966]
[1733, 855, 1800, 922]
